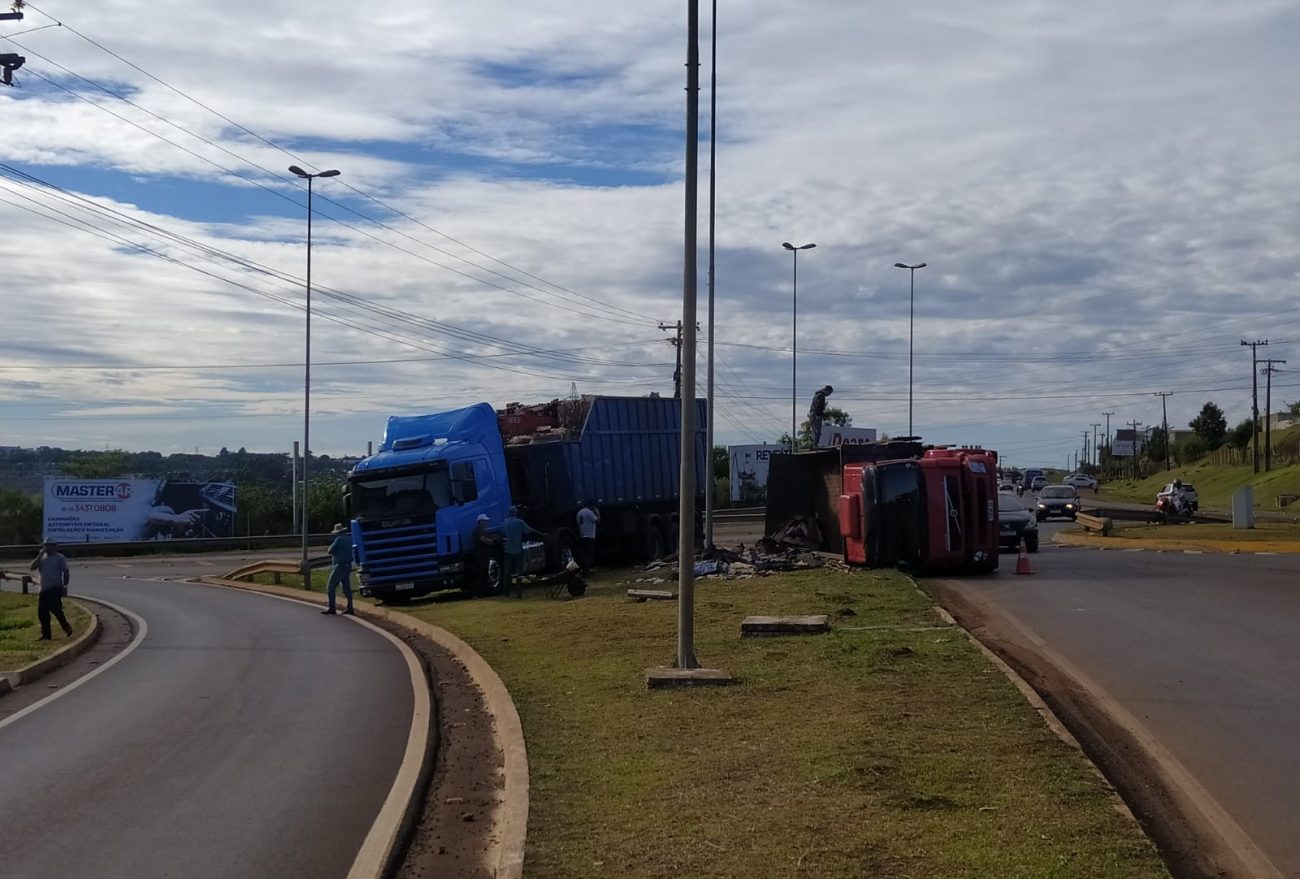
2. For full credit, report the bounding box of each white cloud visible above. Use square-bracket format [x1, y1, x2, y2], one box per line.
[1, 0, 1297, 465]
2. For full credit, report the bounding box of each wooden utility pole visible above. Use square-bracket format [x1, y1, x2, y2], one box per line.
[1154, 392, 1172, 471]
[1242, 339, 1268, 472]
[659, 321, 684, 398]
[1261, 359, 1286, 471]
[1090, 423, 1101, 467]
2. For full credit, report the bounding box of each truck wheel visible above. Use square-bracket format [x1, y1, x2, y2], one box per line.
[544, 528, 577, 574]
[644, 520, 667, 561]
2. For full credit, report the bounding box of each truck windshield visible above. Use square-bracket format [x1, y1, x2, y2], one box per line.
[351, 463, 452, 519]
[871, 463, 923, 566]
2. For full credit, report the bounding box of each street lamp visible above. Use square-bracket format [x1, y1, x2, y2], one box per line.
[783, 242, 816, 452]
[893, 261, 927, 437]
[289, 165, 341, 580]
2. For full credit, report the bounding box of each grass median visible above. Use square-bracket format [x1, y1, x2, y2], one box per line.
[1060, 520, 1300, 553]
[397, 566, 1168, 879]
[0, 592, 93, 673]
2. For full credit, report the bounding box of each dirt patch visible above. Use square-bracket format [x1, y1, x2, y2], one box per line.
[921, 579, 1239, 879]
[368, 618, 500, 879]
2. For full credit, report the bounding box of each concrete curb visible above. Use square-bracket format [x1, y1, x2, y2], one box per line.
[2, 598, 102, 692]
[193, 577, 529, 879]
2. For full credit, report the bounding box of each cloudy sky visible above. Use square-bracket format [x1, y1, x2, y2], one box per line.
[2, 0, 1297, 468]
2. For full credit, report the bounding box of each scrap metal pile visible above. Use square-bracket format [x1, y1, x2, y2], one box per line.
[497, 397, 593, 445]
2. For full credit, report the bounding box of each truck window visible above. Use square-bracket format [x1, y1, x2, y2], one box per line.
[451, 460, 478, 504]
[944, 475, 964, 551]
[877, 464, 923, 566]
[351, 462, 452, 519]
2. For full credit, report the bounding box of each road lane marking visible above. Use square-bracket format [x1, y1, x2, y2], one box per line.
[0, 596, 148, 733]
[1183, 550, 1204, 555]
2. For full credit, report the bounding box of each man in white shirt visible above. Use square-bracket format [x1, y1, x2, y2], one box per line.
[576, 501, 600, 574]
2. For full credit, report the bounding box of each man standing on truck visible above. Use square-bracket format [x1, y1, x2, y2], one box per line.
[494, 506, 544, 598]
[576, 500, 600, 574]
[808, 385, 833, 447]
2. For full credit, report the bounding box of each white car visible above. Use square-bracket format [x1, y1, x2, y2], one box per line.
[1065, 473, 1098, 491]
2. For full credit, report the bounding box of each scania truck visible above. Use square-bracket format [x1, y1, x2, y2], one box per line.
[346, 395, 707, 603]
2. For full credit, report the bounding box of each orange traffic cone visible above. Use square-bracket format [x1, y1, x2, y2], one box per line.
[1014, 538, 1035, 575]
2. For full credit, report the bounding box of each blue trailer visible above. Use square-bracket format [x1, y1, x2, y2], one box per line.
[347, 396, 707, 602]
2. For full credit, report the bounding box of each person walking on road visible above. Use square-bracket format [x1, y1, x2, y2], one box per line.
[576, 500, 600, 574]
[808, 385, 833, 447]
[30, 539, 73, 640]
[493, 506, 543, 598]
[323, 523, 355, 616]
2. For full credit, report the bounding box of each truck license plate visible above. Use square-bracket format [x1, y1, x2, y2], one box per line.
[395, 581, 415, 591]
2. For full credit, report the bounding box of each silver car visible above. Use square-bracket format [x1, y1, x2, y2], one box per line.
[1035, 485, 1080, 521]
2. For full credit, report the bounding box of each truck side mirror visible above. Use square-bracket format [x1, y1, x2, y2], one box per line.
[341, 486, 352, 518]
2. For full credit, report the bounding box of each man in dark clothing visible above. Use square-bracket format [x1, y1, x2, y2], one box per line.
[492, 506, 544, 598]
[808, 385, 834, 447]
[472, 513, 498, 595]
[30, 539, 73, 640]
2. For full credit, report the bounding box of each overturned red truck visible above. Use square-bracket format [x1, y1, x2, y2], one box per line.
[765, 440, 1000, 574]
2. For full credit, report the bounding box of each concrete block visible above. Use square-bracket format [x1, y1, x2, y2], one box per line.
[741, 614, 831, 636]
[627, 589, 676, 602]
[645, 667, 735, 689]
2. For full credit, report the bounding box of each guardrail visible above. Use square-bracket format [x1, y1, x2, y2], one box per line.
[0, 568, 36, 594]
[1075, 513, 1113, 536]
[224, 556, 331, 584]
[0, 533, 329, 562]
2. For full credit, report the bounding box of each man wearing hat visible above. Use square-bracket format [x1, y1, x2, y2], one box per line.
[323, 523, 355, 615]
[29, 539, 73, 640]
[492, 506, 544, 598]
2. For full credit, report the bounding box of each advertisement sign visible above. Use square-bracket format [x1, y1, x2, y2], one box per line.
[817, 426, 879, 448]
[43, 478, 238, 543]
[729, 444, 787, 504]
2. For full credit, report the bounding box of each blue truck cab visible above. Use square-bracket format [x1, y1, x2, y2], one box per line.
[348, 396, 705, 603]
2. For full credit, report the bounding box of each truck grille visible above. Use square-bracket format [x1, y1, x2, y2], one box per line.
[358, 517, 441, 584]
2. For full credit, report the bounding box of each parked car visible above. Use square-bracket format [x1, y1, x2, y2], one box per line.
[998, 492, 1039, 552]
[1035, 484, 1080, 520]
[1065, 473, 1099, 490]
[1156, 482, 1199, 512]
[1029, 475, 1048, 492]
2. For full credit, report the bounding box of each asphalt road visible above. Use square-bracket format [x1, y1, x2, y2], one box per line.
[942, 524, 1300, 877]
[0, 558, 415, 879]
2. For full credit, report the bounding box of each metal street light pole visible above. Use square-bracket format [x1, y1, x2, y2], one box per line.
[783, 242, 815, 452]
[289, 164, 340, 581]
[704, 0, 718, 550]
[893, 262, 927, 437]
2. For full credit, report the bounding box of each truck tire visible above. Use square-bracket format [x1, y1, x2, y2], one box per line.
[643, 518, 667, 561]
[548, 528, 577, 571]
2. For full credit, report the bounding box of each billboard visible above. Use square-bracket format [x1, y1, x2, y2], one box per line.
[817, 426, 879, 448]
[729, 444, 787, 503]
[43, 479, 238, 543]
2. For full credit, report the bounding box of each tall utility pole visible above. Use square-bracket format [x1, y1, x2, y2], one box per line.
[703, 0, 719, 551]
[1242, 339, 1268, 473]
[1154, 392, 1172, 471]
[1129, 420, 1142, 480]
[676, 0, 701, 671]
[1090, 423, 1101, 468]
[659, 321, 684, 398]
[1102, 411, 1115, 475]
[1081, 431, 1090, 470]
[1261, 359, 1286, 471]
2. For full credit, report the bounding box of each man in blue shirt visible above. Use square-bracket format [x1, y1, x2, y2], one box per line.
[493, 506, 543, 598]
[323, 523, 355, 615]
